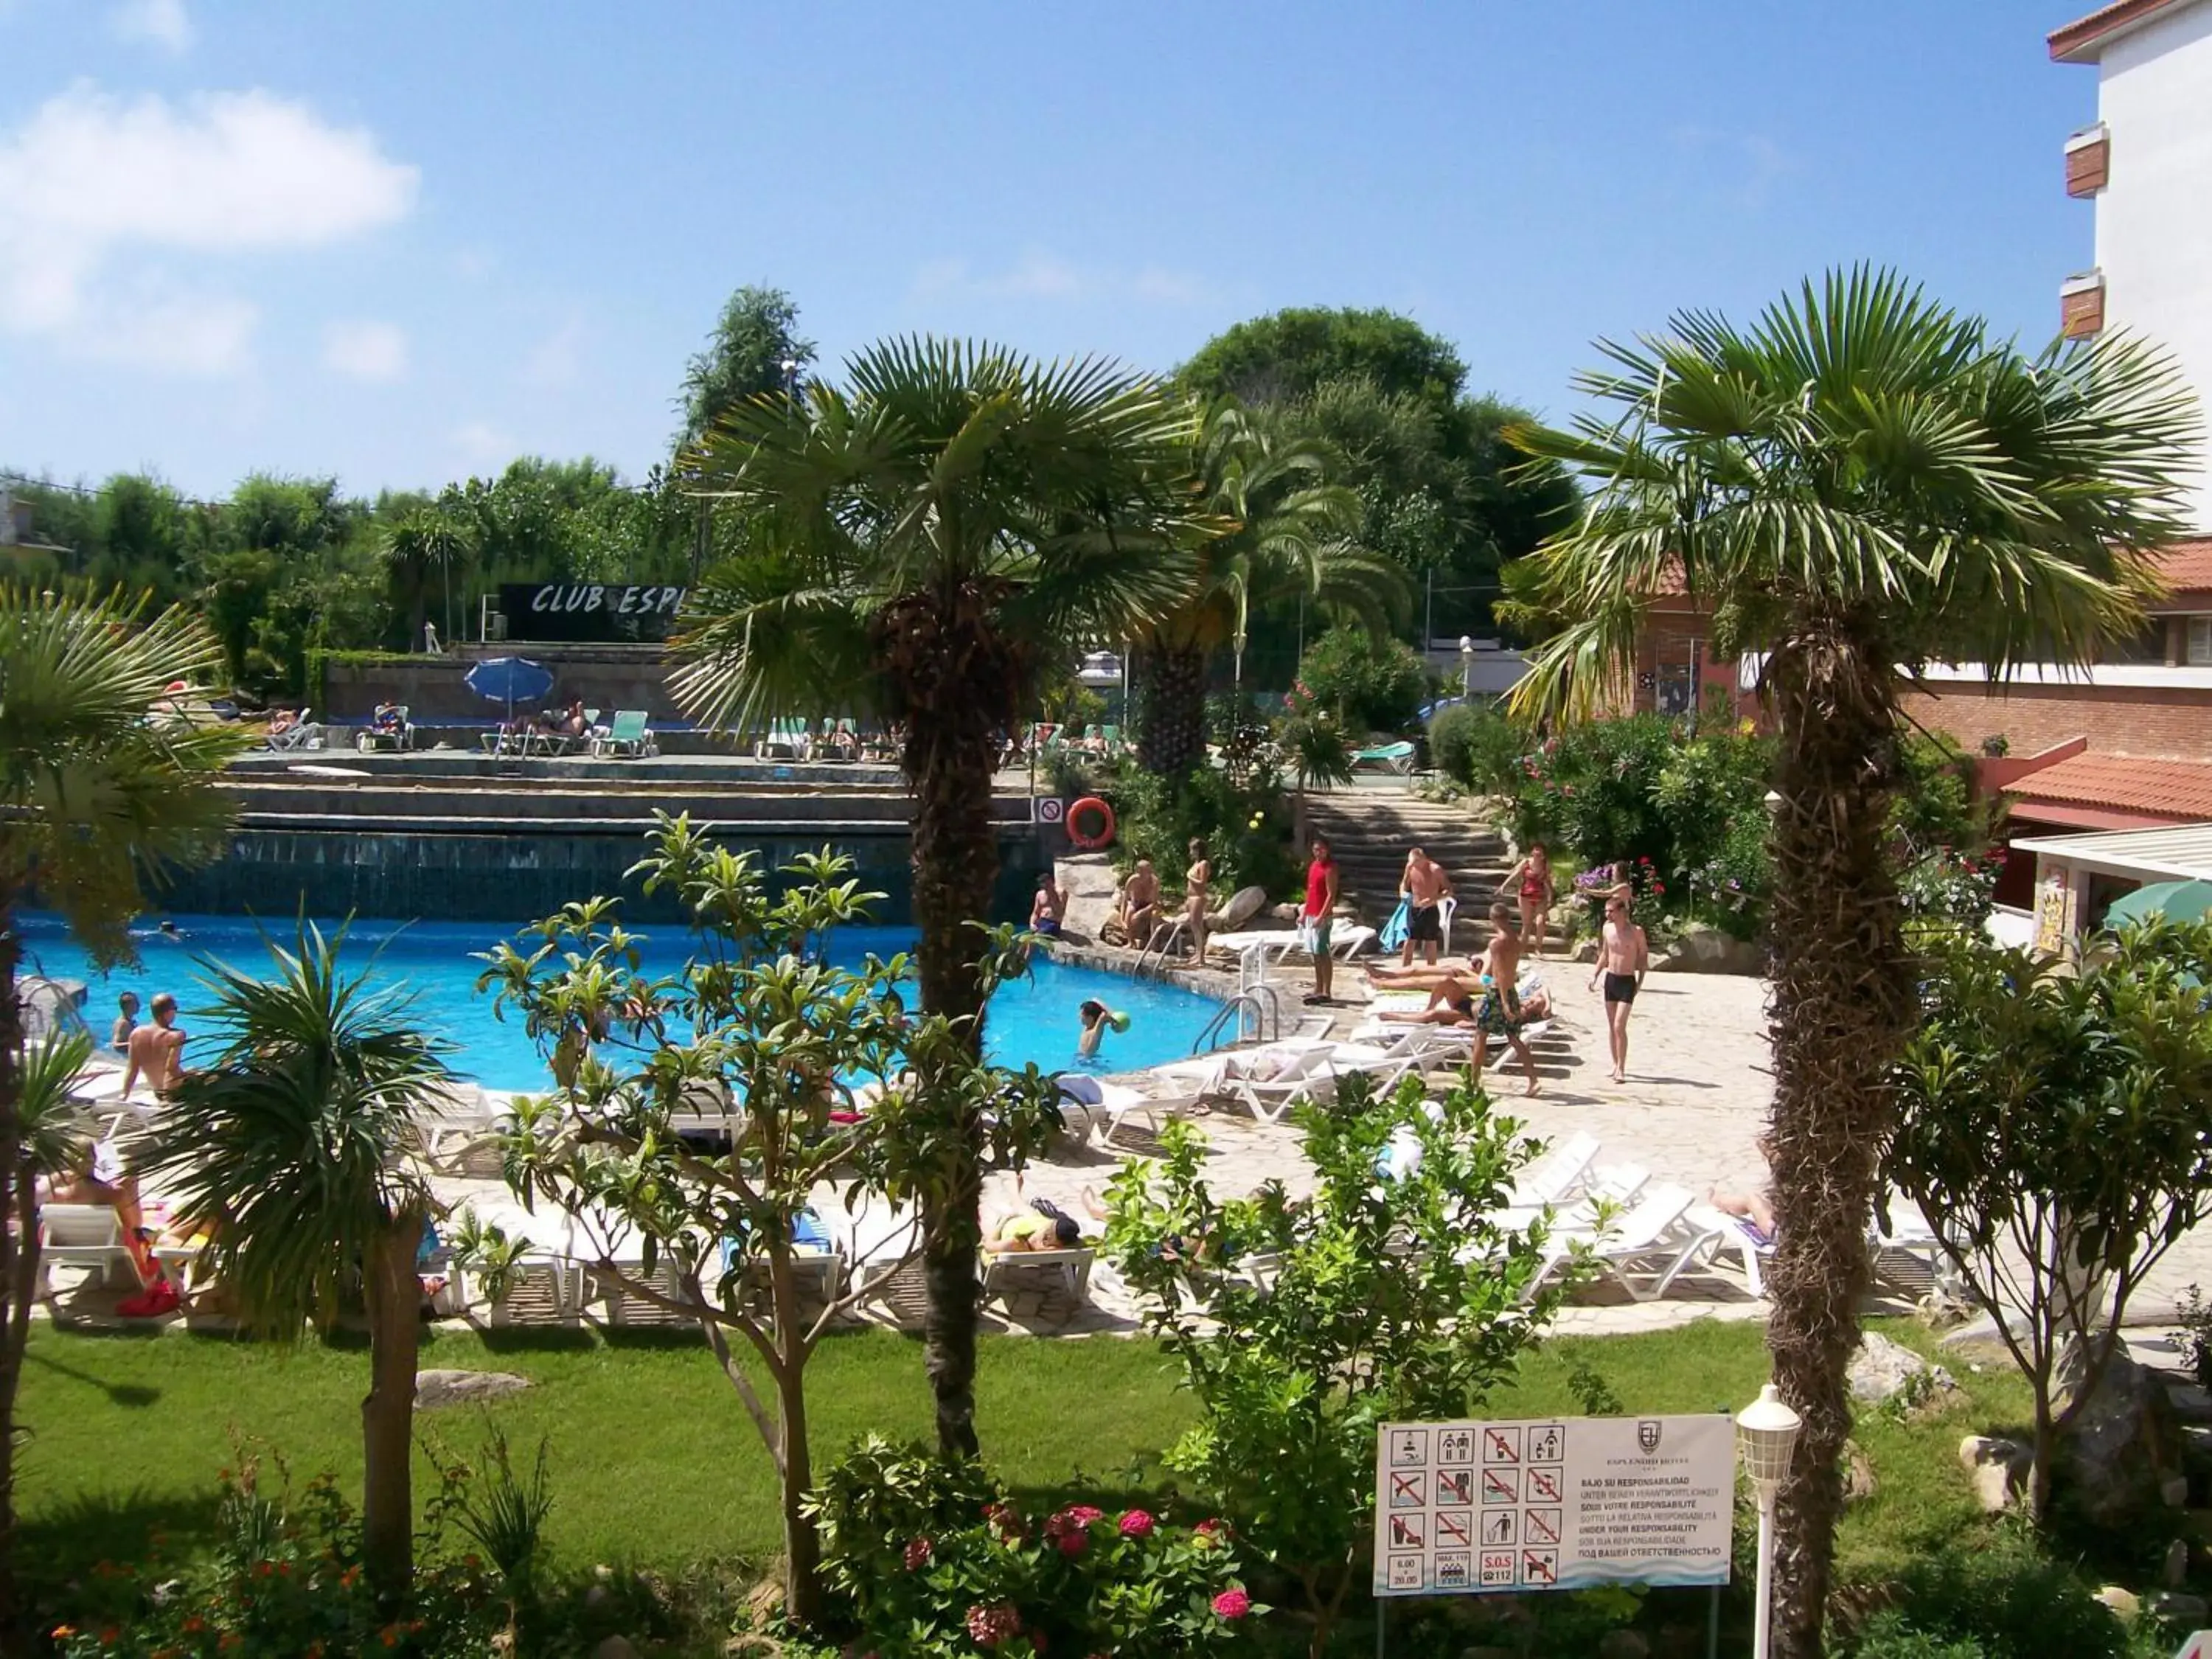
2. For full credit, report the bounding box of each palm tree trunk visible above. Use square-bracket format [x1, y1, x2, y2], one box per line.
[897, 593, 1004, 1457]
[1138, 641, 1209, 777]
[0, 904, 30, 1646]
[361, 1215, 423, 1596]
[1761, 627, 1914, 1659]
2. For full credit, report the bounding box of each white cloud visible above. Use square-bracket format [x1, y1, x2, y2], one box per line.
[521, 315, 584, 387]
[912, 248, 1211, 308]
[1671, 127, 1798, 210]
[451, 420, 517, 474]
[324, 318, 408, 382]
[109, 0, 192, 52]
[0, 83, 417, 372]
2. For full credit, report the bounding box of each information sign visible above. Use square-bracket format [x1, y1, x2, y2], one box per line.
[499, 583, 688, 643]
[1373, 1414, 1734, 1596]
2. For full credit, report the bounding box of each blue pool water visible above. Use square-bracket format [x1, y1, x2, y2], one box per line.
[18, 913, 1222, 1090]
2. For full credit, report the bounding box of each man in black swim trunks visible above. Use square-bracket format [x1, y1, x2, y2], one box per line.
[1397, 846, 1454, 967]
[1587, 891, 1649, 1085]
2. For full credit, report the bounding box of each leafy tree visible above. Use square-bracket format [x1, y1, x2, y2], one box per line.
[1179, 306, 1469, 408]
[0, 584, 243, 1637]
[1508, 267, 2201, 1655]
[1102, 1072, 1564, 1658]
[138, 922, 456, 1597]
[468, 824, 1062, 1618]
[673, 338, 1195, 1454]
[678, 283, 817, 447]
[1293, 622, 1427, 734]
[381, 508, 473, 650]
[1887, 922, 2212, 1523]
[1135, 398, 1403, 776]
[1178, 313, 1579, 645]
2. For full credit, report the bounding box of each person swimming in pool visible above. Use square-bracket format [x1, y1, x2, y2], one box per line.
[1077, 998, 1127, 1059]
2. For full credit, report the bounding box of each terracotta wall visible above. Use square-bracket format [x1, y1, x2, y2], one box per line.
[1900, 681, 2212, 762]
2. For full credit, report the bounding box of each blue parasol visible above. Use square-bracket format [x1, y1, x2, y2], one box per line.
[463, 656, 554, 724]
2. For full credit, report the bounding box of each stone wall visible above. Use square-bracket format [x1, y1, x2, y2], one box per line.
[323, 644, 678, 722]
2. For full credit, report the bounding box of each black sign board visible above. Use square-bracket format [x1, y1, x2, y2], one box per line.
[500, 583, 687, 642]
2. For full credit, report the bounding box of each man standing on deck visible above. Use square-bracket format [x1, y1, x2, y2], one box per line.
[1587, 889, 1650, 1084]
[1398, 846, 1454, 967]
[1303, 835, 1340, 1004]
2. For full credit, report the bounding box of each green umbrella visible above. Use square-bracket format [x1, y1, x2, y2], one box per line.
[2103, 879, 2212, 929]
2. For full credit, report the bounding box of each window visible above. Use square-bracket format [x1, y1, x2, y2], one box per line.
[2188, 616, 2212, 667]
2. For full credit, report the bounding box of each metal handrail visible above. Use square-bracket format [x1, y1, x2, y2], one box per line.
[1193, 989, 1278, 1054]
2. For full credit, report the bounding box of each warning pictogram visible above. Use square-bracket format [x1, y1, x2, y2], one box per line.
[1388, 1514, 1424, 1551]
[1483, 1510, 1517, 1546]
[1524, 1507, 1562, 1546]
[1433, 1552, 1470, 1589]
[1482, 1426, 1523, 1464]
[1436, 1468, 1472, 1506]
[1528, 1422, 1566, 1462]
[1481, 1467, 1519, 1504]
[1388, 1471, 1425, 1509]
[1526, 1465, 1563, 1504]
[1523, 1548, 1559, 1587]
[1434, 1511, 1472, 1549]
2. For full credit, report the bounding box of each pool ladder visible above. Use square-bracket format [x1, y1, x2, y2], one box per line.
[1194, 990, 1284, 1054]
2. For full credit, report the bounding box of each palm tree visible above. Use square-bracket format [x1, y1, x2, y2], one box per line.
[671, 337, 1197, 1454]
[382, 509, 471, 650]
[0, 584, 242, 1636]
[1506, 268, 2199, 1657]
[1135, 399, 1406, 777]
[138, 922, 454, 1596]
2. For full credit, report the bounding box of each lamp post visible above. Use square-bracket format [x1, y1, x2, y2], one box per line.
[1459, 635, 1475, 699]
[1736, 1383, 1803, 1659]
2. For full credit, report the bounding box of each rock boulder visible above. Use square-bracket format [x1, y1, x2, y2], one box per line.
[1848, 1331, 1955, 1407]
[415, 1369, 532, 1410]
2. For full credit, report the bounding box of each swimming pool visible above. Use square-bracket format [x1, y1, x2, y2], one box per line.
[18, 913, 1223, 1090]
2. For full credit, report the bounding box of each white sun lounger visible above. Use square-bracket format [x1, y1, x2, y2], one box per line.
[37, 1204, 142, 1293]
[1691, 1203, 1775, 1297]
[1530, 1183, 1719, 1302]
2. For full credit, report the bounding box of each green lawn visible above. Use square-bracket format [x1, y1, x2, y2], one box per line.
[15, 1314, 2047, 1600]
[15, 1324, 1194, 1582]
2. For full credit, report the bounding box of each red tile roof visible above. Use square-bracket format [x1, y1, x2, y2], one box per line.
[2050, 0, 2197, 61]
[2006, 753, 2212, 822]
[2152, 538, 2212, 598]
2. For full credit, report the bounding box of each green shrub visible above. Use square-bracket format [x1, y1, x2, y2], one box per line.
[1295, 625, 1426, 734]
[807, 1436, 1256, 1659]
[1101, 768, 1298, 902]
[1837, 1533, 2133, 1659]
[1426, 700, 1524, 793]
[47, 1450, 501, 1658]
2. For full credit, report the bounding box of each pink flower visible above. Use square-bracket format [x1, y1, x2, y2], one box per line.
[965, 1603, 1023, 1648]
[1056, 1528, 1089, 1558]
[1213, 1588, 1252, 1620]
[1066, 1505, 1103, 1528]
[1193, 1518, 1228, 1548]
[983, 1501, 1023, 1543]
[902, 1537, 932, 1571]
[1118, 1509, 1155, 1538]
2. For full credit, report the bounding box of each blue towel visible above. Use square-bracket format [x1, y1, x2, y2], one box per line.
[1380, 897, 1411, 952]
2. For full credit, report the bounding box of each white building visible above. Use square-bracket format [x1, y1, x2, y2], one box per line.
[2051, 0, 2212, 529]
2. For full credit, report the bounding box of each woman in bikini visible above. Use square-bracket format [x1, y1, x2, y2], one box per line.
[1183, 838, 1211, 964]
[1503, 843, 1554, 956]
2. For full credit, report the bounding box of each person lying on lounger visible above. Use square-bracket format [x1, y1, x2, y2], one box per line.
[984, 1198, 1083, 1253]
[1379, 902, 1542, 1095]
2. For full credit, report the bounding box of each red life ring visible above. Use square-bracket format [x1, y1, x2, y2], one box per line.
[1066, 796, 1116, 850]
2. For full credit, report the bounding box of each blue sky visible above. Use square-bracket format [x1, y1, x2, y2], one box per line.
[0, 1, 2103, 500]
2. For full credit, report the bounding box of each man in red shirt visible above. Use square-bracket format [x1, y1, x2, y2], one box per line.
[1303, 835, 1340, 1004]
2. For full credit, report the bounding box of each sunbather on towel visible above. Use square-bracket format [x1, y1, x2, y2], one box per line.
[1707, 1136, 1777, 1239]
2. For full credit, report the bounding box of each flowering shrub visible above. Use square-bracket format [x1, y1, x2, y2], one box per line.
[47, 1453, 498, 1659]
[1899, 846, 2005, 928]
[807, 1436, 1257, 1658]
